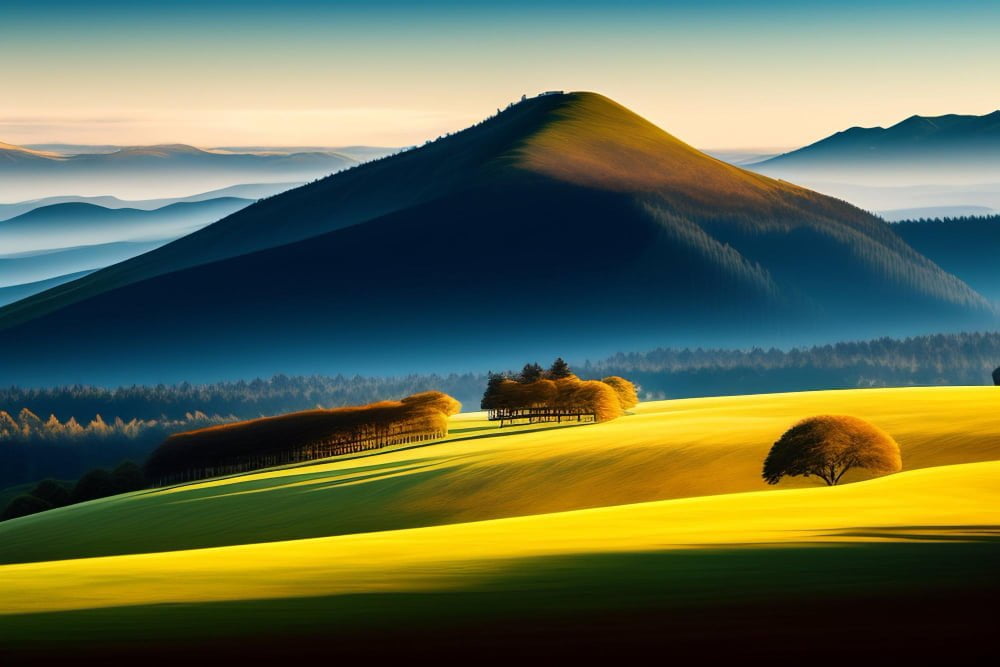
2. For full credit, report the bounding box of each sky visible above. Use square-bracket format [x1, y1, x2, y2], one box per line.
[3, 0, 999, 150]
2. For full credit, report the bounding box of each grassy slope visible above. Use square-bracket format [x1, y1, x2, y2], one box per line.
[2, 459, 998, 616]
[1, 386, 998, 567]
[1, 386, 999, 656]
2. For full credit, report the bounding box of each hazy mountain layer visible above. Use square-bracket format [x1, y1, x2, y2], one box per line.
[0, 198, 250, 255]
[752, 110, 1000, 186]
[0, 143, 356, 201]
[0, 183, 298, 222]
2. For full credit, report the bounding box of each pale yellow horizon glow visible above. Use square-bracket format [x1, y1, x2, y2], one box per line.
[5, 92, 1000, 152]
[3, 5, 999, 151]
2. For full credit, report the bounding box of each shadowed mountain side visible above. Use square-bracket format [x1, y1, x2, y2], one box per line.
[895, 216, 1000, 302]
[0, 98, 577, 327]
[0, 175, 991, 385]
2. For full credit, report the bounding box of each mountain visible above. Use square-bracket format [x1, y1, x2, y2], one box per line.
[0, 197, 251, 255]
[894, 215, 1000, 302]
[0, 92, 992, 385]
[0, 142, 65, 163]
[0, 143, 356, 201]
[752, 110, 1000, 186]
[206, 146, 400, 162]
[0, 183, 299, 221]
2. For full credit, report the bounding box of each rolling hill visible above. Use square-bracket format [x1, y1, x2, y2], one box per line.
[0, 183, 298, 222]
[752, 109, 1000, 186]
[0, 92, 993, 385]
[0, 142, 356, 201]
[1, 387, 997, 659]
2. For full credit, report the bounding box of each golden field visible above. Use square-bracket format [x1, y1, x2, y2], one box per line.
[1, 386, 998, 658]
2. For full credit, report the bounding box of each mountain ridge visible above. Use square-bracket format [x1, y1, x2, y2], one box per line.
[0, 142, 358, 201]
[0, 92, 992, 384]
[754, 109, 1000, 171]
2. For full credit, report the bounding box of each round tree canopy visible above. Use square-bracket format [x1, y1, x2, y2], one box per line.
[763, 415, 901, 486]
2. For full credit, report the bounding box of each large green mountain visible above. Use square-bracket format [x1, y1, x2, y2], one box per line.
[0, 93, 991, 384]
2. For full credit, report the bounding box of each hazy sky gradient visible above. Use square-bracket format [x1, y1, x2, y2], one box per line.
[3, 0, 999, 149]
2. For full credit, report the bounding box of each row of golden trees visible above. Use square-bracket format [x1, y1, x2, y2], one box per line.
[145, 392, 461, 485]
[481, 359, 638, 427]
[0, 408, 228, 442]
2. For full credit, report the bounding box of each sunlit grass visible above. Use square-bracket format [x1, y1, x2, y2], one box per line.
[1, 386, 998, 565]
[1, 458, 998, 616]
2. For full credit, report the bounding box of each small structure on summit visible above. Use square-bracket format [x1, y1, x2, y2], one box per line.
[481, 358, 638, 427]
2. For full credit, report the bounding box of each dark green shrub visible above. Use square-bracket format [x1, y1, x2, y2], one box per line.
[71, 468, 115, 503]
[30, 479, 71, 507]
[1, 494, 52, 521]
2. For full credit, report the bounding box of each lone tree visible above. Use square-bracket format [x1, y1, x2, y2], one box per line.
[993, 366, 1000, 386]
[762, 415, 901, 486]
[547, 357, 573, 380]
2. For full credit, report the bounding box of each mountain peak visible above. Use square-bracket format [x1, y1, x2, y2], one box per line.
[510, 91, 806, 206]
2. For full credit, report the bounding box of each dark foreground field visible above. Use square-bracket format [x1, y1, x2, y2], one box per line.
[3, 541, 998, 663]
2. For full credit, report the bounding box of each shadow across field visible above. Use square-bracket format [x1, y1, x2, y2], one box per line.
[2, 540, 998, 661]
[825, 524, 1000, 542]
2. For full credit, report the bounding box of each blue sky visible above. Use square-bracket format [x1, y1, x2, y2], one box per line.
[2, 1, 998, 147]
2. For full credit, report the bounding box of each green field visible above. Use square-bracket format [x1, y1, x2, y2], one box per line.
[1, 387, 998, 659]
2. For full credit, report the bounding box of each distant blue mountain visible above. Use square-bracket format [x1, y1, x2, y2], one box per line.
[0, 142, 357, 201]
[751, 110, 1000, 185]
[0, 183, 298, 221]
[0, 197, 251, 254]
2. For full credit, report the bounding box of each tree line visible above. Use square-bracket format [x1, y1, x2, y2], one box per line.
[5, 333, 996, 427]
[0, 373, 482, 423]
[145, 391, 461, 485]
[0, 410, 233, 489]
[481, 359, 638, 427]
[1, 461, 147, 522]
[3, 332, 998, 489]
[585, 332, 1000, 399]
